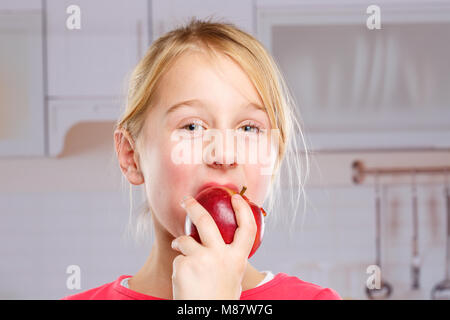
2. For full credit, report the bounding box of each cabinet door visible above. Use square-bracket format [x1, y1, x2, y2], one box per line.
[0, 11, 45, 157]
[46, 0, 149, 97]
[152, 0, 254, 40]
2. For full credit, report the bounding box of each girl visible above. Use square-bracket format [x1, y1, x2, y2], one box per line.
[63, 18, 341, 300]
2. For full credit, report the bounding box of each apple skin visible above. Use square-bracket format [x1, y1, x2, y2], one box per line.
[185, 186, 266, 258]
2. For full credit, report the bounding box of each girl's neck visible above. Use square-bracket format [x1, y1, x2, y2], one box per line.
[129, 219, 178, 299]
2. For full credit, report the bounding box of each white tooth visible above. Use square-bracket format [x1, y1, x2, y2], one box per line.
[184, 215, 192, 235]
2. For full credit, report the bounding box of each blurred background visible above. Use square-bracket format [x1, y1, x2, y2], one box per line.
[1, 0, 450, 299]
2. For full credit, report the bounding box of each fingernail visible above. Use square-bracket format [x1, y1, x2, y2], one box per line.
[180, 195, 191, 208]
[232, 193, 241, 201]
[171, 240, 178, 250]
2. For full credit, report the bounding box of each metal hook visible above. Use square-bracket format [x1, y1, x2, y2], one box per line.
[411, 169, 420, 290]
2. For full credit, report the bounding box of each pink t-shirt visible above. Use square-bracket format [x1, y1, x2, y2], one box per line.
[62, 273, 341, 300]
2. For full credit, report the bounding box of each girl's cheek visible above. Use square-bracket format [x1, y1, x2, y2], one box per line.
[245, 164, 272, 207]
[167, 134, 200, 166]
[150, 143, 194, 236]
[159, 145, 186, 190]
[161, 139, 199, 201]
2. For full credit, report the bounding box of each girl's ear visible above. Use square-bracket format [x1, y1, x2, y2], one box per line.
[114, 128, 145, 185]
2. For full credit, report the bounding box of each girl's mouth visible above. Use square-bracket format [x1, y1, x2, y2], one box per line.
[196, 182, 240, 195]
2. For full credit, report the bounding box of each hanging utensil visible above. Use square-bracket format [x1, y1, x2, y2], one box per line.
[366, 173, 392, 299]
[431, 172, 450, 299]
[411, 172, 420, 290]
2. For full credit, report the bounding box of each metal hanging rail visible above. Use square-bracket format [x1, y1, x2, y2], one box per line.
[352, 160, 450, 184]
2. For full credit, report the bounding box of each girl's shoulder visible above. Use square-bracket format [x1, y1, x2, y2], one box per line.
[241, 272, 342, 300]
[61, 275, 137, 300]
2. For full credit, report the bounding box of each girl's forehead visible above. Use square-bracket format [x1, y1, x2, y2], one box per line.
[151, 52, 263, 114]
[164, 50, 235, 84]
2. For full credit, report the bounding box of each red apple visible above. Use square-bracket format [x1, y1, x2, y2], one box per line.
[185, 186, 267, 258]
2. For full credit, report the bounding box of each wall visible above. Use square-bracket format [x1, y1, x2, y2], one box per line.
[0, 122, 150, 299]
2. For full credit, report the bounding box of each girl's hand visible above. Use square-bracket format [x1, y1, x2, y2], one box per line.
[171, 193, 257, 300]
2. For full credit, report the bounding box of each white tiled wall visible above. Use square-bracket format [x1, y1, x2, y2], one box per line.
[0, 190, 148, 299]
[253, 183, 448, 300]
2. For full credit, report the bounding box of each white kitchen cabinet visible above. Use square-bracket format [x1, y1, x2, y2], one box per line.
[46, 0, 149, 97]
[151, 0, 255, 40]
[0, 9, 45, 157]
[256, 0, 450, 151]
[0, 0, 42, 11]
[45, 0, 149, 156]
[47, 99, 121, 157]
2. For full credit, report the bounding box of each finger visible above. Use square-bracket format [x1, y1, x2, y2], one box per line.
[172, 254, 185, 281]
[230, 193, 257, 256]
[181, 196, 224, 248]
[171, 235, 203, 256]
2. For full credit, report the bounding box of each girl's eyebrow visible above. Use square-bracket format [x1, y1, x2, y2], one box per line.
[165, 99, 203, 116]
[164, 99, 265, 116]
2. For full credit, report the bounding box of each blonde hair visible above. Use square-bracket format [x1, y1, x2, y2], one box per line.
[115, 17, 310, 244]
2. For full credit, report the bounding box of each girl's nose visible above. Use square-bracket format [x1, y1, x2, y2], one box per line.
[208, 161, 237, 169]
[209, 143, 237, 167]
[203, 129, 239, 169]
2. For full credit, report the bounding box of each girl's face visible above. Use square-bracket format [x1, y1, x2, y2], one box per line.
[138, 51, 277, 238]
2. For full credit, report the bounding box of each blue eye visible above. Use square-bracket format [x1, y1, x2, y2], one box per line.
[239, 122, 262, 134]
[180, 121, 263, 134]
[181, 122, 205, 132]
